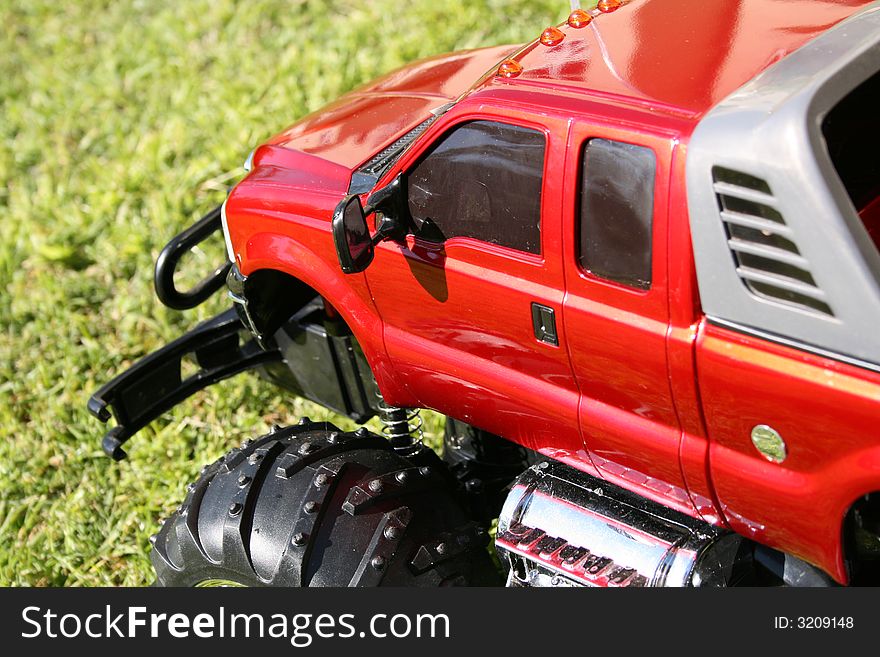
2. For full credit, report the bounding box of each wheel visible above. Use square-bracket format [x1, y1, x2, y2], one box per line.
[151, 421, 501, 586]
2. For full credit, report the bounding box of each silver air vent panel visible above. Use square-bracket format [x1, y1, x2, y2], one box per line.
[687, 3, 880, 367]
[713, 167, 833, 317]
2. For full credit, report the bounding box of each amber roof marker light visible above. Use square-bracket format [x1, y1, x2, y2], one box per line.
[567, 1, 592, 28]
[496, 59, 524, 78]
[597, 0, 622, 12]
[567, 9, 593, 28]
[540, 26, 566, 47]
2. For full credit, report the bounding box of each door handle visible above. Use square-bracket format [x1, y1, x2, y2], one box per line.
[531, 303, 558, 346]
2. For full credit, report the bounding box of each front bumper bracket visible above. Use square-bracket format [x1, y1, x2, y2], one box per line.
[88, 308, 281, 460]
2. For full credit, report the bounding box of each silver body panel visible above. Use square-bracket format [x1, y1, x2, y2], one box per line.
[687, 3, 880, 365]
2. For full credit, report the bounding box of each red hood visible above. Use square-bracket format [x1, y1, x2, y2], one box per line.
[253, 44, 517, 181]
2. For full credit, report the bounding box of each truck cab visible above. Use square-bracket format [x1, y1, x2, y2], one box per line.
[358, 90, 692, 515]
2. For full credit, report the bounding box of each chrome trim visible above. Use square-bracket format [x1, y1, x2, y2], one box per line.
[227, 291, 259, 338]
[226, 267, 262, 340]
[220, 198, 236, 263]
[430, 101, 456, 117]
[496, 461, 743, 587]
[243, 149, 255, 173]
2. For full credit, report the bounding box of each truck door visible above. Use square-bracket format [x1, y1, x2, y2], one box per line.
[365, 104, 584, 458]
[561, 123, 696, 515]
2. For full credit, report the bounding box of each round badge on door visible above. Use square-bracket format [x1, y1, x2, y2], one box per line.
[751, 425, 787, 463]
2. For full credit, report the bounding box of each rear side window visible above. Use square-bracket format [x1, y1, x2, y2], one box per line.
[822, 69, 880, 251]
[579, 139, 656, 289]
[407, 121, 545, 254]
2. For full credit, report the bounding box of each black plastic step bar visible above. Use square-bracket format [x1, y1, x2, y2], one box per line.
[88, 308, 281, 460]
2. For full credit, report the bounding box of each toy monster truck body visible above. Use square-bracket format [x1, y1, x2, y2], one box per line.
[92, 0, 880, 586]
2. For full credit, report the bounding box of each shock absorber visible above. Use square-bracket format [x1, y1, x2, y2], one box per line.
[375, 391, 423, 455]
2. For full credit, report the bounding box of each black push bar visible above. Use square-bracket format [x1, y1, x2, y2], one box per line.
[154, 204, 232, 310]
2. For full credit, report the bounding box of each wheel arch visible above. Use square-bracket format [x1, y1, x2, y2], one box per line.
[237, 232, 412, 405]
[842, 488, 880, 585]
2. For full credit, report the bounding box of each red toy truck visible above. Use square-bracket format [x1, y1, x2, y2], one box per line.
[90, 0, 880, 586]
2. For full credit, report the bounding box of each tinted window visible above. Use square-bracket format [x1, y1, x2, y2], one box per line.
[822, 69, 880, 252]
[579, 139, 656, 289]
[407, 121, 545, 254]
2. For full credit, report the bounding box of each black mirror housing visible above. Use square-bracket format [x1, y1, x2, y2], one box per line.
[366, 174, 405, 217]
[332, 194, 374, 274]
[332, 175, 408, 275]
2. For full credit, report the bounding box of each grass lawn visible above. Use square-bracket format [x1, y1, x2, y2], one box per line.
[0, 0, 571, 586]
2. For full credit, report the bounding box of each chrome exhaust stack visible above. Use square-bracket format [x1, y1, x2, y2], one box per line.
[496, 461, 747, 587]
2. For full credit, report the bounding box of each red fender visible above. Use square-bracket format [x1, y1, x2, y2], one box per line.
[225, 179, 417, 408]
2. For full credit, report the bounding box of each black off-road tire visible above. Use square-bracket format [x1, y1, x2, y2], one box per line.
[151, 421, 501, 586]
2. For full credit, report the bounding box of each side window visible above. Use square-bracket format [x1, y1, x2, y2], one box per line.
[579, 139, 656, 289]
[407, 120, 545, 254]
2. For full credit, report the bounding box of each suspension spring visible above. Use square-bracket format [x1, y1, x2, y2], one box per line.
[375, 391, 424, 455]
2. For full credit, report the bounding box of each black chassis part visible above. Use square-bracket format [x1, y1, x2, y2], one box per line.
[91, 293, 380, 464]
[442, 418, 540, 523]
[227, 264, 381, 422]
[89, 309, 281, 460]
[90, 201, 385, 459]
[257, 299, 382, 424]
[89, 302, 382, 460]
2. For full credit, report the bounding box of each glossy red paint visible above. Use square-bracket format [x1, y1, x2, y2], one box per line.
[223, 0, 878, 583]
[665, 143, 725, 526]
[489, 0, 870, 119]
[697, 322, 880, 583]
[266, 45, 517, 169]
[225, 165, 414, 405]
[366, 96, 586, 467]
[560, 107, 694, 515]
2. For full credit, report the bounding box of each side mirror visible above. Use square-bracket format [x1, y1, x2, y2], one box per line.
[332, 175, 407, 274]
[332, 194, 374, 274]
